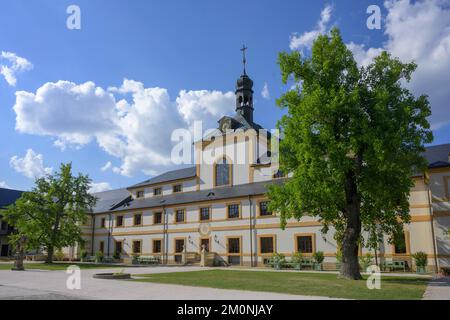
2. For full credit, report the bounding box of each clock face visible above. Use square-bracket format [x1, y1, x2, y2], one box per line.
[221, 119, 231, 132]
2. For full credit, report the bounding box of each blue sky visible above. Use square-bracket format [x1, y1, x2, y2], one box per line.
[1, 0, 449, 191]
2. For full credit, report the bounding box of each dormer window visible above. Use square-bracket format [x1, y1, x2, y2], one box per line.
[153, 187, 162, 196]
[215, 157, 231, 187]
[173, 184, 182, 193]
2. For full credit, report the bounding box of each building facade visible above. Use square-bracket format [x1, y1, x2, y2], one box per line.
[80, 67, 450, 271]
[0, 188, 23, 257]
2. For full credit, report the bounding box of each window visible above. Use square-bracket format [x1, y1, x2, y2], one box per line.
[394, 232, 407, 254]
[199, 207, 211, 221]
[100, 217, 106, 228]
[134, 213, 142, 226]
[115, 241, 122, 255]
[173, 184, 182, 193]
[136, 190, 144, 198]
[260, 236, 274, 254]
[153, 187, 162, 196]
[0, 220, 6, 230]
[175, 209, 185, 223]
[297, 235, 313, 253]
[132, 240, 141, 254]
[116, 215, 124, 227]
[200, 238, 210, 252]
[153, 239, 162, 254]
[227, 204, 240, 219]
[215, 157, 231, 186]
[154, 212, 162, 224]
[99, 241, 104, 254]
[259, 201, 272, 216]
[227, 238, 240, 254]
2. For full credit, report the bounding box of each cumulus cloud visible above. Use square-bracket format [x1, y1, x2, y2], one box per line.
[0, 51, 33, 86]
[10, 149, 53, 179]
[89, 182, 112, 193]
[261, 82, 270, 100]
[347, 0, 450, 129]
[0, 181, 11, 189]
[289, 4, 333, 51]
[14, 79, 235, 177]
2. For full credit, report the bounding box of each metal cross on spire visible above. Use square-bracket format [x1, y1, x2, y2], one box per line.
[240, 44, 248, 75]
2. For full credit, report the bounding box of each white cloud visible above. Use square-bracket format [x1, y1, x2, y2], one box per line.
[0, 181, 10, 189]
[0, 51, 33, 86]
[289, 4, 333, 51]
[347, 0, 450, 129]
[101, 161, 112, 172]
[261, 82, 270, 100]
[89, 182, 112, 193]
[10, 149, 53, 179]
[14, 79, 235, 177]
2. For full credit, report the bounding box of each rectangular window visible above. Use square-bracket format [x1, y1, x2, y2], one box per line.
[227, 204, 240, 219]
[227, 238, 240, 254]
[116, 215, 124, 227]
[0, 220, 6, 230]
[199, 207, 211, 221]
[99, 241, 104, 254]
[132, 240, 141, 254]
[175, 209, 185, 223]
[259, 201, 272, 216]
[175, 239, 184, 253]
[394, 232, 407, 254]
[260, 236, 274, 254]
[115, 241, 122, 255]
[173, 184, 182, 193]
[297, 236, 313, 253]
[100, 217, 106, 228]
[134, 213, 142, 226]
[154, 212, 162, 224]
[136, 190, 144, 198]
[153, 187, 162, 196]
[153, 239, 162, 254]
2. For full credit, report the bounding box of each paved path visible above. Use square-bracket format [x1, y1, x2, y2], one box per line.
[422, 276, 450, 300]
[0, 266, 340, 300]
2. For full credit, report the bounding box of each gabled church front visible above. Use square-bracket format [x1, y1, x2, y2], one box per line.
[77, 56, 450, 272]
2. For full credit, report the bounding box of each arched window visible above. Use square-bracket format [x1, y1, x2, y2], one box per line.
[215, 157, 231, 186]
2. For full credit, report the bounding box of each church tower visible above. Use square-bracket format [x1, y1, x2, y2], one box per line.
[235, 45, 254, 123]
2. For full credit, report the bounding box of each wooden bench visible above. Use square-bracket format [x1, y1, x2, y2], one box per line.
[382, 260, 407, 272]
[137, 256, 161, 265]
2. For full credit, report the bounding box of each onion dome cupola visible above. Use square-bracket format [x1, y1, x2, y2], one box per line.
[235, 45, 254, 123]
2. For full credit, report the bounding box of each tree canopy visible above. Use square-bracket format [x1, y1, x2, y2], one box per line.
[4, 163, 96, 263]
[268, 28, 433, 279]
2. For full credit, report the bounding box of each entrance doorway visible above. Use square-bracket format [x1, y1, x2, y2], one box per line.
[1, 244, 9, 257]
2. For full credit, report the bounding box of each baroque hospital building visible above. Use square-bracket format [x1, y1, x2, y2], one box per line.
[80, 67, 450, 271]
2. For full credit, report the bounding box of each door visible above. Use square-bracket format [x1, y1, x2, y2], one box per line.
[174, 239, 184, 263]
[1, 244, 9, 257]
[200, 238, 210, 252]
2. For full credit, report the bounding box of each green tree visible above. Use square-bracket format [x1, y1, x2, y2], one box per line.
[268, 28, 432, 280]
[4, 163, 96, 264]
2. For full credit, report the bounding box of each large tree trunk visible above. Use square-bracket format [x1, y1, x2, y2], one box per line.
[12, 241, 25, 271]
[340, 169, 362, 280]
[46, 245, 54, 264]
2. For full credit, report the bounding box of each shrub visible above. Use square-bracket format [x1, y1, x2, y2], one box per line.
[313, 251, 324, 264]
[412, 251, 427, 267]
[80, 250, 88, 259]
[95, 251, 104, 262]
[335, 251, 343, 263]
[271, 253, 286, 267]
[359, 253, 374, 269]
[292, 252, 303, 264]
[54, 250, 65, 261]
[113, 251, 121, 260]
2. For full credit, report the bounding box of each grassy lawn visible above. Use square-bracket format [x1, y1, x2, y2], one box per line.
[132, 269, 429, 300]
[0, 262, 125, 270]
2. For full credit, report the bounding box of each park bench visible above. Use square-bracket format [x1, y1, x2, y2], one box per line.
[265, 258, 315, 270]
[102, 257, 115, 263]
[137, 256, 161, 265]
[381, 260, 407, 272]
[83, 255, 96, 262]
